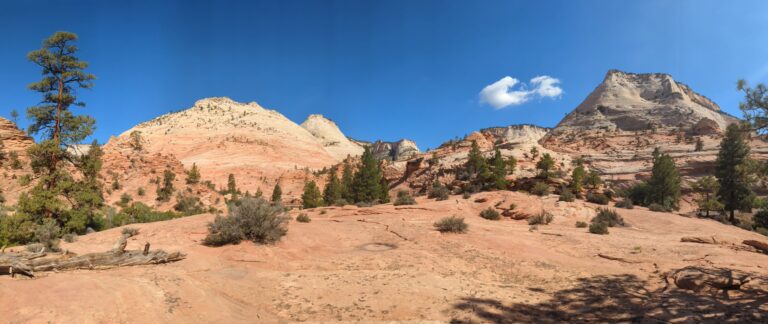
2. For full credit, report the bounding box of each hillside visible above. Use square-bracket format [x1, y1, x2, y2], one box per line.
[2, 191, 766, 322]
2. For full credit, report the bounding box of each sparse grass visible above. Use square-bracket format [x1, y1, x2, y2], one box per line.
[62, 233, 77, 243]
[648, 203, 671, 212]
[575, 221, 588, 228]
[586, 192, 609, 205]
[616, 198, 634, 209]
[589, 221, 609, 235]
[320, 209, 327, 215]
[296, 213, 311, 223]
[122, 227, 140, 237]
[592, 208, 624, 227]
[530, 182, 550, 196]
[480, 207, 501, 220]
[433, 216, 468, 233]
[559, 189, 575, 202]
[528, 210, 554, 225]
[393, 190, 417, 206]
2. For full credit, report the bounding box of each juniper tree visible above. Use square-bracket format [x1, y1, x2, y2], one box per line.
[271, 183, 282, 204]
[10, 109, 19, 124]
[18, 31, 101, 233]
[323, 167, 342, 205]
[301, 180, 323, 208]
[715, 124, 753, 222]
[186, 163, 201, 185]
[227, 173, 238, 194]
[648, 150, 681, 209]
[585, 170, 603, 189]
[156, 169, 175, 202]
[691, 175, 723, 217]
[536, 153, 555, 179]
[570, 165, 586, 196]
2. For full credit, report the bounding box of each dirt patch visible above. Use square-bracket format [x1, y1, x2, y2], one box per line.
[359, 242, 398, 252]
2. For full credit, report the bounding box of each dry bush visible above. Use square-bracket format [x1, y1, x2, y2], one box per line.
[203, 197, 289, 246]
[434, 216, 468, 233]
[296, 213, 311, 223]
[528, 210, 554, 225]
[480, 207, 501, 220]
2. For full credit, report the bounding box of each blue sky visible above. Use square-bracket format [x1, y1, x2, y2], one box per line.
[1, 0, 767, 150]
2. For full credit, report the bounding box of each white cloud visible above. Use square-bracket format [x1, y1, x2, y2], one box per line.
[479, 75, 563, 109]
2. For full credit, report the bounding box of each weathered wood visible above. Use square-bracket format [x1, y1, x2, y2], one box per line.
[743, 240, 768, 254]
[0, 237, 185, 278]
[681, 236, 722, 244]
[597, 253, 642, 264]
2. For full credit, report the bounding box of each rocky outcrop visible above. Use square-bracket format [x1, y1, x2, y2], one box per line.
[300, 114, 364, 160]
[370, 139, 421, 161]
[481, 124, 549, 145]
[0, 117, 34, 157]
[552, 70, 739, 134]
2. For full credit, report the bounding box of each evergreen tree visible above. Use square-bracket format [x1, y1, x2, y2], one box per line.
[227, 173, 238, 194]
[18, 31, 99, 233]
[323, 167, 343, 205]
[715, 124, 753, 222]
[536, 153, 555, 178]
[378, 174, 391, 203]
[301, 181, 323, 208]
[506, 156, 517, 175]
[156, 169, 176, 202]
[585, 170, 603, 189]
[737, 79, 768, 133]
[570, 165, 586, 195]
[254, 187, 263, 198]
[186, 163, 201, 185]
[691, 175, 723, 217]
[489, 148, 508, 190]
[271, 183, 282, 204]
[466, 140, 485, 176]
[340, 161, 354, 202]
[694, 137, 704, 152]
[648, 151, 681, 209]
[10, 109, 18, 124]
[352, 147, 383, 203]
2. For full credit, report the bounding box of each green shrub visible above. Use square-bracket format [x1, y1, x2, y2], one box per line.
[480, 207, 501, 220]
[627, 182, 651, 206]
[753, 210, 768, 229]
[756, 227, 768, 237]
[462, 192, 472, 199]
[433, 216, 468, 233]
[508, 203, 517, 210]
[34, 218, 61, 252]
[648, 203, 671, 212]
[589, 221, 609, 234]
[616, 198, 634, 209]
[393, 190, 417, 206]
[119, 193, 133, 206]
[137, 187, 146, 196]
[575, 221, 588, 228]
[355, 201, 374, 208]
[203, 197, 289, 246]
[19, 174, 31, 186]
[528, 211, 554, 225]
[173, 194, 206, 216]
[319, 209, 327, 215]
[428, 181, 450, 201]
[586, 192, 609, 205]
[592, 208, 624, 227]
[558, 188, 575, 202]
[62, 233, 77, 243]
[531, 182, 550, 196]
[296, 213, 311, 223]
[122, 202, 179, 224]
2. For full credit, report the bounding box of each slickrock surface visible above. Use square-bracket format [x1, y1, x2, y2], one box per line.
[2, 191, 766, 322]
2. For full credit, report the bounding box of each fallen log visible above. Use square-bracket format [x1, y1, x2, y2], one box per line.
[742, 240, 768, 254]
[597, 253, 642, 264]
[681, 236, 723, 245]
[0, 235, 185, 278]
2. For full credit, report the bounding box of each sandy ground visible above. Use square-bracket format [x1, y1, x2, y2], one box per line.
[2, 191, 767, 323]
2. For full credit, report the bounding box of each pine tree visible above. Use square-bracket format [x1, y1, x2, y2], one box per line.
[691, 175, 723, 217]
[254, 187, 263, 198]
[536, 153, 555, 179]
[585, 170, 603, 189]
[378, 174, 391, 203]
[466, 140, 485, 176]
[301, 181, 323, 208]
[227, 173, 238, 194]
[323, 167, 342, 206]
[271, 183, 282, 204]
[340, 161, 354, 202]
[352, 147, 383, 203]
[156, 169, 175, 202]
[648, 151, 681, 209]
[489, 148, 507, 190]
[18, 31, 100, 233]
[737, 79, 768, 133]
[694, 137, 704, 152]
[10, 109, 18, 124]
[186, 163, 201, 185]
[506, 156, 517, 175]
[715, 124, 753, 222]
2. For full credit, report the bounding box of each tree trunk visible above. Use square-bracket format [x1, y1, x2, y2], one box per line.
[0, 236, 184, 278]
